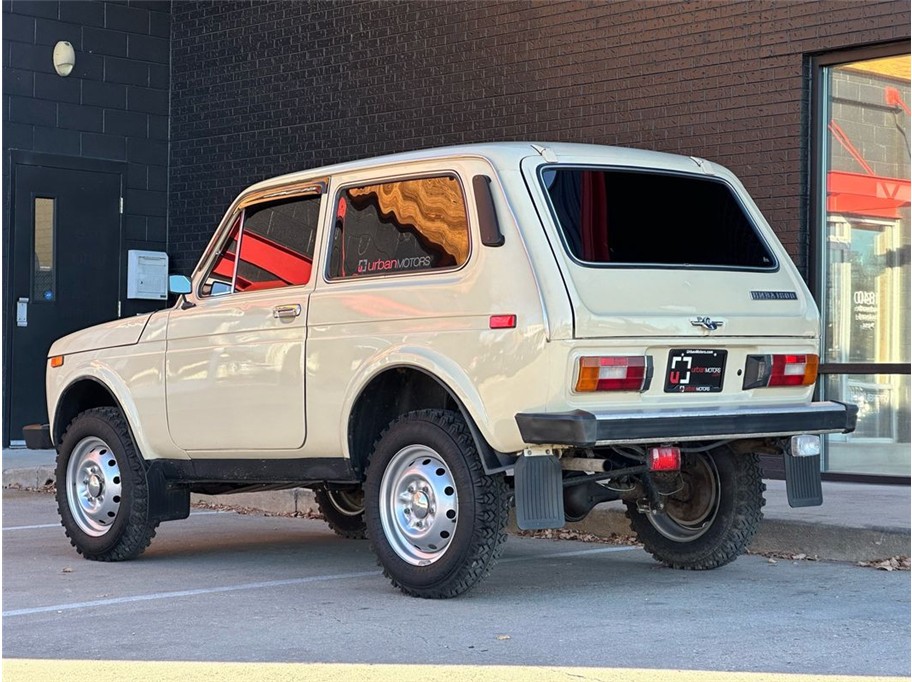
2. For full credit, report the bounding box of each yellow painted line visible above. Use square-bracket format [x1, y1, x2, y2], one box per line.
[1, 661, 904, 682]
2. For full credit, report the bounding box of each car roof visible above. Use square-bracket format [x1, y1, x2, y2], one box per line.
[243, 142, 707, 193]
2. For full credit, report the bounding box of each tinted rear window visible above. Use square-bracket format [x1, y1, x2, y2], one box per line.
[541, 168, 775, 269]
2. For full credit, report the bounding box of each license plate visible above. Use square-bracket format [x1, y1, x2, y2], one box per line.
[664, 349, 727, 393]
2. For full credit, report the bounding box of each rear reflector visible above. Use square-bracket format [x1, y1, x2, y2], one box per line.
[743, 354, 818, 389]
[489, 314, 517, 329]
[575, 356, 651, 392]
[648, 446, 681, 471]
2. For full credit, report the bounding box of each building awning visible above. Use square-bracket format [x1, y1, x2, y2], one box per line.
[828, 170, 911, 220]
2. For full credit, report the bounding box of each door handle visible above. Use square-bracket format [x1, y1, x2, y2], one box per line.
[272, 304, 302, 319]
[17, 298, 28, 327]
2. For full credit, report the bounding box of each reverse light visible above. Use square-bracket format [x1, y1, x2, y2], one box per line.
[742, 354, 818, 389]
[49, 355, 64, 368]
[648, 446, 681, 471]
[790, 434, 821, 458]
[575, 356, 651, 392]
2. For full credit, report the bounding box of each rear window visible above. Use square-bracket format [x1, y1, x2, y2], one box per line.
[541, 168, 776, 269]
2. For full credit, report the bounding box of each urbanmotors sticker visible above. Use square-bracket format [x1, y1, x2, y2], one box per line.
[358, 255, 432, 274]
[750, 291, 797, 300]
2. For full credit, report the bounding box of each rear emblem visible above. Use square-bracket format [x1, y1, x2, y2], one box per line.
[691, 316, 724, 331]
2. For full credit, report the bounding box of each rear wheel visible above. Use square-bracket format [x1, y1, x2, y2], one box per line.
[364, 409, 509, 598]
[314, 486, 366, 539]
[56, 407, 158, 561]
[625, 447, 765, 570]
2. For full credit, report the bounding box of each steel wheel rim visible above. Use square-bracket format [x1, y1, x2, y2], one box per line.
[647, 453, 719, 543]
[326, 489, 364, 517]
[66, 436, 122, 537]
[378, 445, 459, 566]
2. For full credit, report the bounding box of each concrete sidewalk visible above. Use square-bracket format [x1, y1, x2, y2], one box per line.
[5, 447, 909, 562]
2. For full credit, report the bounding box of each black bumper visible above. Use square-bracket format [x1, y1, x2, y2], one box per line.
[515, 401, 858, 446]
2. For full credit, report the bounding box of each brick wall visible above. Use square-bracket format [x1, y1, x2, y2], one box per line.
[169, 0, 909, 275]
[2, 0, 170, 315]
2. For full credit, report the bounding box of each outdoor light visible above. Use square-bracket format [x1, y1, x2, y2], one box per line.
[52, 41, 75, 77]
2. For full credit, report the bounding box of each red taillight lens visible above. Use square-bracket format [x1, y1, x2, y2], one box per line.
[575, 356, 651, 392]
[743, 354, 819, 389]
[648, 446, 681, 471]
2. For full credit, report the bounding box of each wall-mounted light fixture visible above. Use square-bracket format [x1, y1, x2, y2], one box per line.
[52, 41, 75, 77]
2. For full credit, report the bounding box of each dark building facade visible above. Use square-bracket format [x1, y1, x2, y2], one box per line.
[3, 0, 910, 479]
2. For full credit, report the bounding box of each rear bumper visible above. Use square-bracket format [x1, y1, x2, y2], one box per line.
[515, 401, 858, 446]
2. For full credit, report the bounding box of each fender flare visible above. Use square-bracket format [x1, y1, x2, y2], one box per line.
[342, 347, 517, 475]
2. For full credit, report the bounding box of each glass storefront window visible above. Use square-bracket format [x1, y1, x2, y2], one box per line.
[819, 52, 911, 477]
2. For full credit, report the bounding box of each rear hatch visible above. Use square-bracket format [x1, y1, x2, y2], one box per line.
[521, 150, 818, 342]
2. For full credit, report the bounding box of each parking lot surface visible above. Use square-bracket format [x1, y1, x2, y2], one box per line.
[3, 489, 909, 677]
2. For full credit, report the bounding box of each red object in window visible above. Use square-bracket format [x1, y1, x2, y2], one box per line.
[580, 171, 610, 262]
[885, 87, 911, 115]
[827, 171, 911, 219]
[238, 230, 312, 286]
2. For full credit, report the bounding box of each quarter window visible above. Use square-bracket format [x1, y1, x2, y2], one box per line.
[328, 175, 470, 279]
[201, 194, 321, 296]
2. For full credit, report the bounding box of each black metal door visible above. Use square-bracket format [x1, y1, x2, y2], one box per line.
[9, 164, 121, 442]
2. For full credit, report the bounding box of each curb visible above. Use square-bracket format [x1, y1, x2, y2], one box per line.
[5, 470, 909, 563]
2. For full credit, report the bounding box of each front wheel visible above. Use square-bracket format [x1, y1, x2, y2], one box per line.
[364, 409, 509, 598]
[56, 407, 159, 561]
[625, 447, 765, 570]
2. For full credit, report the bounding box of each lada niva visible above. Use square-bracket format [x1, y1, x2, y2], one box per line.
[38, 143, 857, 598]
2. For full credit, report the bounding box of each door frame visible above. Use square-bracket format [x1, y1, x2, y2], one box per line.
[2, 151, 126, 445]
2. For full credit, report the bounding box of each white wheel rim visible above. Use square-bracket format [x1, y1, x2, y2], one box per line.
[66, 436, 122, 537]
[378, 445, 458, 566]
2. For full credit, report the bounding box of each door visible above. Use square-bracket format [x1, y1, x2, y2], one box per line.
[9, 164, 121, 441]
[165, 190, 323, 453]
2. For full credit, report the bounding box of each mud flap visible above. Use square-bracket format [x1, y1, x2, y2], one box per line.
[784, 454, 823, 508]
[515, 454, 565, 530]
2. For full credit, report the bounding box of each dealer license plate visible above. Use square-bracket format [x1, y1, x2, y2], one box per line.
[664, 349, 727, 393]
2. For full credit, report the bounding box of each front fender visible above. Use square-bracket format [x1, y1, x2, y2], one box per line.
[49, 353, 187, 461]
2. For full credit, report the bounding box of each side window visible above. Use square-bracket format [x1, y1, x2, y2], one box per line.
[200, 194, 321, 297]
[328, 175, 469, 279]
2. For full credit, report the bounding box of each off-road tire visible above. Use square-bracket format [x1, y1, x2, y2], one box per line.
[625, 448, 765, 570]
[364, 409, 509, 599]
[314, 486, 366, 539]
[56, 407, 159, 561]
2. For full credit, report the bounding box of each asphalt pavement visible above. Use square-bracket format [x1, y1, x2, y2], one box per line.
[4, 447, 909, 562]
[2, 488, 910, 678]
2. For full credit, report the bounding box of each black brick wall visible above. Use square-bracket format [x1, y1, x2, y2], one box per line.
[2, 0, 170, 316]
[169, 0, 909, 275]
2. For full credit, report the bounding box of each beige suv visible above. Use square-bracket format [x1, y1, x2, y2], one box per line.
[40, 143, 856, 598]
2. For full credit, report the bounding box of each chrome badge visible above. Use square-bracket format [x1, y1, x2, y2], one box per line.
[690, 316, 724, 331]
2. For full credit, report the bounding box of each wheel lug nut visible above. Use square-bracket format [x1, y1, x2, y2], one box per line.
[404, 508, 411, 515]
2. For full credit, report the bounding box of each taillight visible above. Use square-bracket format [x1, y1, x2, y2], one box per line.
[742, 354, 819, 389]
[575, 356, 651, 392]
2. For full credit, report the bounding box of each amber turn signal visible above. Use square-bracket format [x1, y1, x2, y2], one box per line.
[49, 355, 64, 368]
